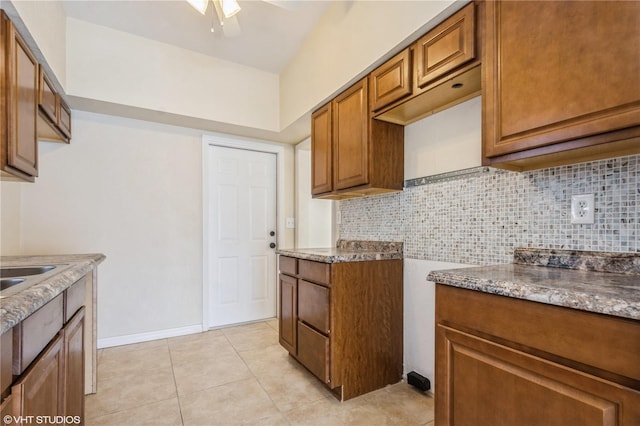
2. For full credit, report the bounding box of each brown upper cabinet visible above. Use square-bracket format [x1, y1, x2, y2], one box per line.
[482, 1, 640, 171]
[311, 77, 404, 200]
[373, 2, 481, 126]
[38, 66, 71, 143]
[415, 2, 475, 89]
[1, 10, 39, 182]
[369, 48, 412, 112]
[1, 11, 71, 183]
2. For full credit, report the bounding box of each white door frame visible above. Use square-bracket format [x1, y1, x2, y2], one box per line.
[202, 133, 285, 329]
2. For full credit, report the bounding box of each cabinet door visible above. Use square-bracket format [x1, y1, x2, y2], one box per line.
[1, 11, 38, 180]
[436, 325, 640, 425]
[38, 67, 57, 124]
[370, 48, 412, 112]
[415, 2, 475, 88]
[1, 395, 13, 426]
[483, 1, 640, 158]
[63, 308, 84, 423]
[311, 103, 332, 196]
[57, 96, 71, 141]
[12, 334, 64, 420]
[333, 78, 369, 191]
[278, 274, 297, 355]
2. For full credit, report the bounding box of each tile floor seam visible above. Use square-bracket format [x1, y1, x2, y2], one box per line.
[227, 328, 290, 424]
[167, 341, 186, 426]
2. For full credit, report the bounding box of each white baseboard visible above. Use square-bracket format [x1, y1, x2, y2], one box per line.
[97, 324, 204, 349]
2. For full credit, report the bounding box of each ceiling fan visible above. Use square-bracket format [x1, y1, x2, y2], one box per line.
[186, 0, 295, 38]
[187, 0, 242, 37]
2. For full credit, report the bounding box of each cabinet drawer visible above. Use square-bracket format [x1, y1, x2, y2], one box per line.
[299, 260, 330, 286]
[14, 294, 63, 375]
[298, 280, 330, 334]
[279, 256, 297, 276]
[297, 322, 331, 386]
[64, 276, 86, 323]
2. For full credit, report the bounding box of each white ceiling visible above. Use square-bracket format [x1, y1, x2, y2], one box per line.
[62, 0, 331, 73]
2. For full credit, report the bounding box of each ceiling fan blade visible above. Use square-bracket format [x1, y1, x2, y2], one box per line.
[262, 0, 299, 12]
[222, 15, 242, 37]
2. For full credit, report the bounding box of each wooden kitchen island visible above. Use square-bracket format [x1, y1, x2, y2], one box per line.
[429, 248, 640, 425]
[276, 240, 403, 401]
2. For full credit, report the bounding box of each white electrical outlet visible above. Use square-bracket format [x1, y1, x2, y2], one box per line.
[286, 217, 295, 229]
[571, 194, 595, 224]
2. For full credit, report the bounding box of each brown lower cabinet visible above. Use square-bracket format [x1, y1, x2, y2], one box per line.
[0, 278, 86, 425]
[11, 334, 64, 421]
[278, 256, 403, 401]
[435, 284, 640, 425]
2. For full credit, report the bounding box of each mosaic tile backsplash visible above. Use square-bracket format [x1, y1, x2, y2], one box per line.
[338, 154, 639, 265]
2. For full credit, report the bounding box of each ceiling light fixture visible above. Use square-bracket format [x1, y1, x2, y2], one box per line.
[187, 0, 209, 15]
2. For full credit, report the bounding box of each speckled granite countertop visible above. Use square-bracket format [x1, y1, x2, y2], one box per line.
[0, 254, 106, 334]
[427, 248, 639, 320]
[277, 240, 403, 263]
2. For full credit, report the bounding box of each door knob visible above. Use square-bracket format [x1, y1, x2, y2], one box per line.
[269, 243, 276, 249]
[269, 231, 275, 236]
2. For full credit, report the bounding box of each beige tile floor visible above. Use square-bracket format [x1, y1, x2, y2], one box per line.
[86, 319, 434, 425]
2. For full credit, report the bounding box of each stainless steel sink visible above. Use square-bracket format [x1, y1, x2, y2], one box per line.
[0, 265, 56, 278]
[0, 278, 25, 291]
[0, 265, 66, 297]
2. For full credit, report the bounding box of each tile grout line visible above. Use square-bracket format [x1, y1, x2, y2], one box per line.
[223, 321, 293, 425]
[167, 337, 187, 426]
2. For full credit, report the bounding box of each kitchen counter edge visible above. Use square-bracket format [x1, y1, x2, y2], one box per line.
[276, 248, 403, 263]
[428, 264, 639, 321]
[0, 254, 106, 334]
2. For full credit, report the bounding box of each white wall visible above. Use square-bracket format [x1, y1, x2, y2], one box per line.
[400, 96, 480, 385]
[0, 182, 23, 254]
[7, 111, 295, 343]
[8, 0, 67, 88]
[295, 139, 333, 248]
[66, 18, 279, 132]
[405, 97, 481, 178]
[280, 0, 458, 129]
[17, 112, 204, 340]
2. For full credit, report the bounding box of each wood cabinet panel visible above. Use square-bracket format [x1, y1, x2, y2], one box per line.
[64, 277, 86, 323]
[438, 325, 639, 425]
[370, 48, 412, 112]
[63, 308, 84, 422]
[57, 97, 71, 140]
[278, 256, 403, 400]
[278, 256, 297, 276]
[1, 330, 12, 399]
[0, 395, 12, 425]
[14, 294, 63, 375]
[1, 11, 38, 181]
[333, 79, 369, 190]
[12, 334, 64, 420]
[435, 284, 640, 425]
[297, 321, 330, 386]
[298, 280, 330, 334]
[311, 103, 332, 196]
[278, 273, 297, 355]
[483, 1, 640, 168]
[298, 260, 330, 286]
[415, 2, 475, 88]
[38, 67, 57, 124]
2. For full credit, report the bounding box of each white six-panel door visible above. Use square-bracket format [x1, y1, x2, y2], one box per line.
[206, 145, 277, 327]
